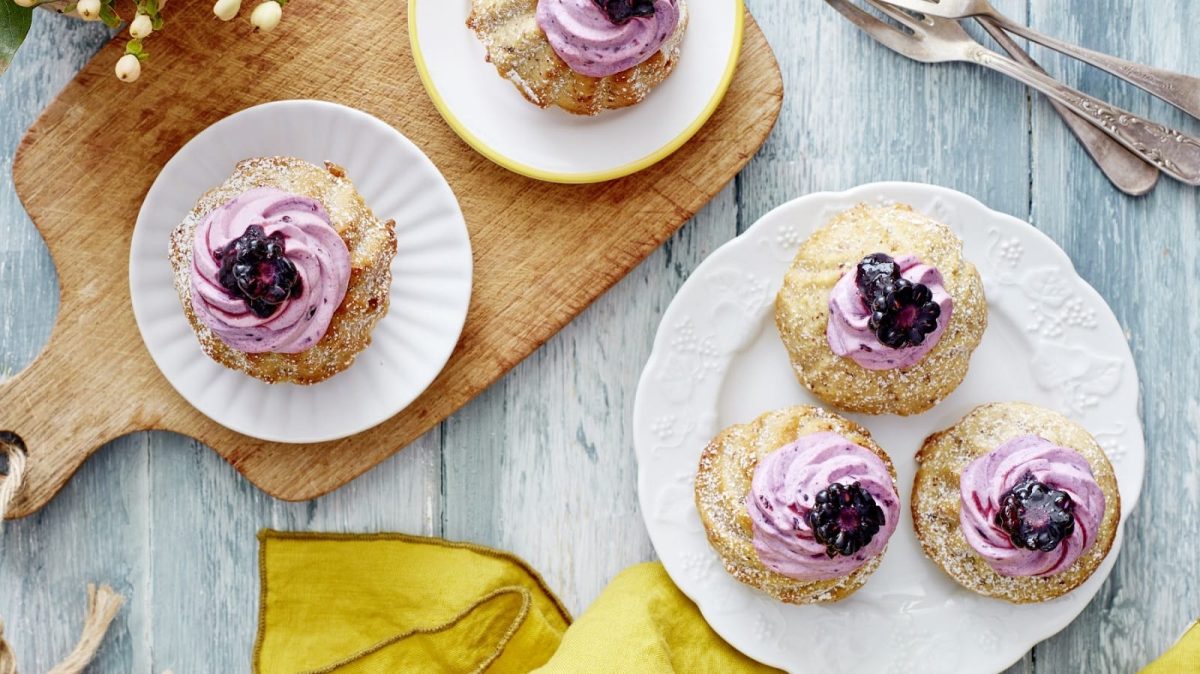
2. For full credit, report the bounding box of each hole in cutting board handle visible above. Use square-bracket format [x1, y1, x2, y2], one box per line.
[0, 431, 27, 477]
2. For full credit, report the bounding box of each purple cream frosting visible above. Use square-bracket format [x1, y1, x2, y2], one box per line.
[190, 187, 351, 354]
[960, 435, 1106, 577]
[535, 0, 681, 78]
[746, 432, 900, 582]
[826, 254, 953, 371]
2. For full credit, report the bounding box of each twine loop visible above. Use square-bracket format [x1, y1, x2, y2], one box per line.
[0, 437, 27, 534]
[0, 619, 16, 674]
[0, 585, 125, 674]
[1, 439, 128, 673]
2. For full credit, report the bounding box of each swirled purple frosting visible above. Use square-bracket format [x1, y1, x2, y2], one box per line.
[190, 187, 350, 354]
[746, 432, 900, 581]
[535, 0, 681, 78]
[960, 435, 1106, 577]
[826, 254, 953, 370]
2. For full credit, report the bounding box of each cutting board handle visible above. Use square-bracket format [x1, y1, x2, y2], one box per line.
[4, 1, 782, 518]
[0, 325, 141, 519]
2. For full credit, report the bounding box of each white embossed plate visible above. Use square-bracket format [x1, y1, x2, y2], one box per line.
[131, 101, 473, 444]
[633, 183, 1143, 673]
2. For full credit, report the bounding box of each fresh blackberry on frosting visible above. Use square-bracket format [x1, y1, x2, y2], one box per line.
[995, 475, 1076, 552]
[855, 252, 900, 299]
[807, 482, 886, 558]
[215, 224, 302, 319]
[869, 278, 942, 348]
[593, 0, 656, 24]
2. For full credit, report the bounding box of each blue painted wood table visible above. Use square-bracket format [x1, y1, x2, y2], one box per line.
[1, 2, 1197, 671]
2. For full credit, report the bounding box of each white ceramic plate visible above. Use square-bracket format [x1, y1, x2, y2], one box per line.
[409, 0, 744, 183]
[633, 183, 1144, 673]
[130, 100, 473, 444]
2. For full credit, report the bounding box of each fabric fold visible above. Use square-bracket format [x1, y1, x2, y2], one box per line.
[254, 531, 780, 674]
[254, 531, 570, 674]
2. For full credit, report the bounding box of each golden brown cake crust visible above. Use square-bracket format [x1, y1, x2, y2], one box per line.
[694, 405, 897, 604]
[774, 203, 988, 416]
[466, 0, 689, 116]
[912, 402, 1121, 603]
[169, 157, 397, 385]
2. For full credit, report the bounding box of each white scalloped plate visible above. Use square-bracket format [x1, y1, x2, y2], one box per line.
[130, 100, 473, 444]
[409, 0, 744, 183]
[634, 183, 1144, 673]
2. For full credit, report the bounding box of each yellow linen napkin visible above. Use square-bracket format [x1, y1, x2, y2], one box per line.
[531, 561, 779, 674]
[254, 531, 780, 674]
[1141, 621, 1200, 674]
[253, 531, 571, 673]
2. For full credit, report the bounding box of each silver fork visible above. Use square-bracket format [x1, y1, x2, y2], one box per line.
[826, 0, 1200, 186]
[879, 0, 1200, 120]
[977, 17, 1158, 196]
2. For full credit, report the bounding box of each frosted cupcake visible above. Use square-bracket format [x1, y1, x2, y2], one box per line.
[170, 157, 396, 385]
[775, 203, 987, 415]
[913, 402, 1120, 603]
[467, 0, 689, 115]
[695, 406, 900, 604]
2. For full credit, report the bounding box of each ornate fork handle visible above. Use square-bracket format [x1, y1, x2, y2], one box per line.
[977, 18, 1157, 196]
[990, 13, 1200, 120]
[978, 50, 1200, 186]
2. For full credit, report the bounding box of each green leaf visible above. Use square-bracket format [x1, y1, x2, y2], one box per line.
[0, 1, 34, 76]
[125, 37, 148, 60]
[99, 3, 122, 29]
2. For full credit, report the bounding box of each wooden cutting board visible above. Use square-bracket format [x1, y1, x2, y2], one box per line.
[1, 0, 781, 518]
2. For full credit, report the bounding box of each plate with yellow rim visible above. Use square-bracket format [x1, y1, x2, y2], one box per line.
[409, 0, 744, 184]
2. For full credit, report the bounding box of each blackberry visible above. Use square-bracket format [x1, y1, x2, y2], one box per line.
[868, 278, 941, 348]
[806, 482, 885, 558]
[215, 224, 302, 319]
[995, 474, 1075, 552]
[855, 252, 900, 300]
[592, 0, 656, 24]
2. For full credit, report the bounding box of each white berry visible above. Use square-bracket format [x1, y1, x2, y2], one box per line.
[14, 0, 37, 8]
[249, 1, 282, 32]
[130, 14, 153, 39]
[76, 0, 102, 21]
[213, 0, 241, 21]
[115, 54, 142, 83]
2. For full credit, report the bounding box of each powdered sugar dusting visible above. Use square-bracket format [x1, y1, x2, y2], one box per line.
[169, 157, 397, 385]
[912, 402, 1121, 603]
[466, 0, 689, 115]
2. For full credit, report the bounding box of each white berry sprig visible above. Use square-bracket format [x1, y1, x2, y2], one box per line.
[64, 0, 163, 82]
[4, 0, 287, 83]
[213, 0, 285, 32]
[249, 0, 284, 32]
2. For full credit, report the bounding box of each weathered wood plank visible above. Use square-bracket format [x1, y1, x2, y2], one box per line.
[1027, 1, 1200, 671]
[144, 432, 441, 672]
[441, 184, 738, 614]
[0, 12, 137, 674]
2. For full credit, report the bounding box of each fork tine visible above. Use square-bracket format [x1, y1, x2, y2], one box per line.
[825, 0, 922, 58]
[863, 0, 928, 33]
